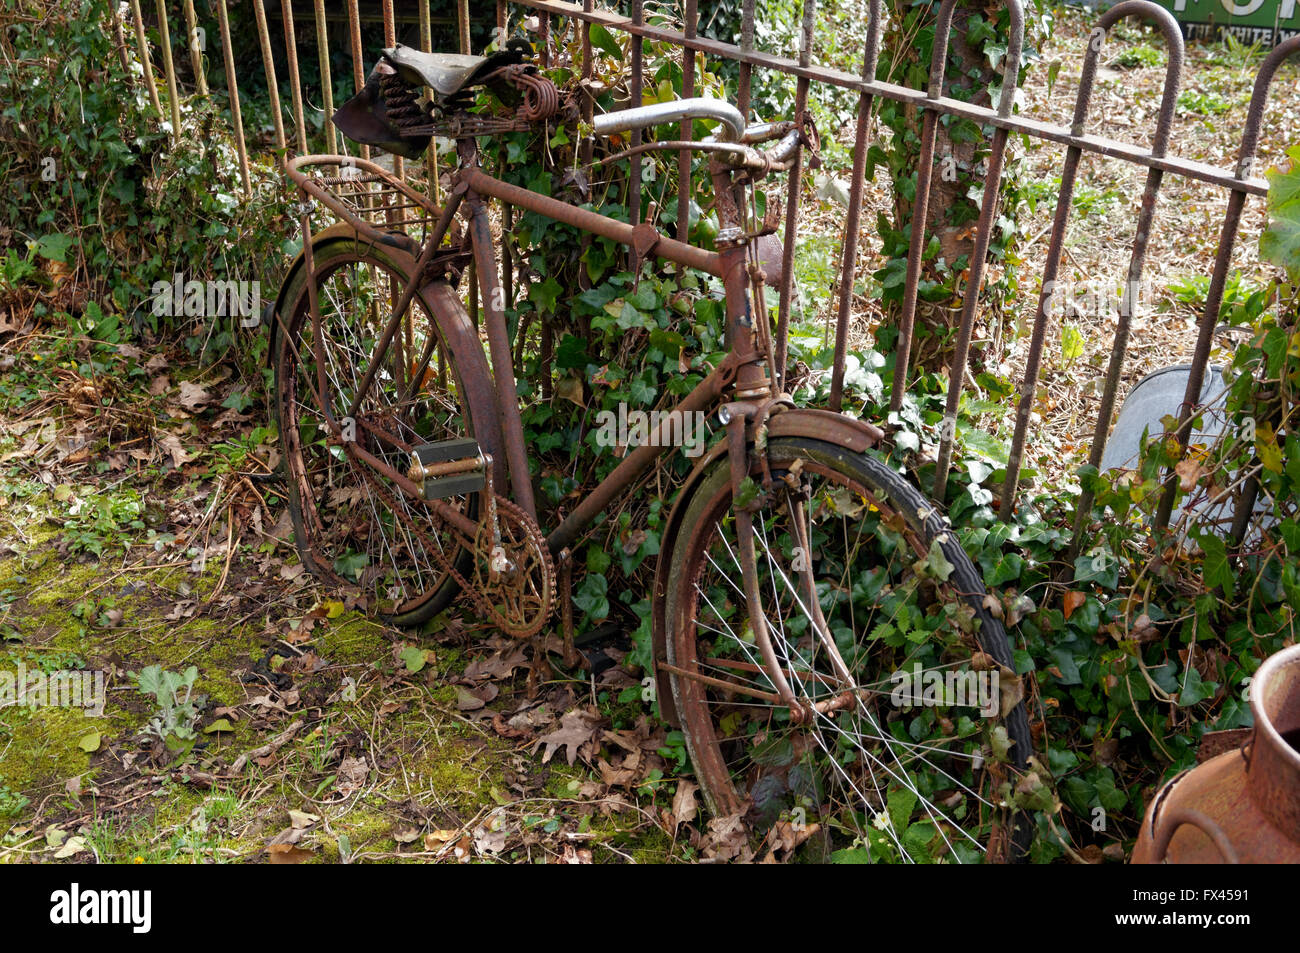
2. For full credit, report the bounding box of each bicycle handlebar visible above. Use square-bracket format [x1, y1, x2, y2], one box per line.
[591, 97, 746, 143]
[593, 100, 806, 176]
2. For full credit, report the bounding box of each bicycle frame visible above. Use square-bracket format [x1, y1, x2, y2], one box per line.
[316, 135, 776, 556]
[290, 107, 879, 719]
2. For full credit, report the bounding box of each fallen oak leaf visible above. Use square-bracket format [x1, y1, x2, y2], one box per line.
[533, 708, 604, 766]
[156, 433, 191, 468]
[288, 810, 321, 830]
[1063, 590, 1086, 621]
[335, 756, 370, 797]
[53, 835, 87, 859]
[178, 380, 212, 411]
[490, 712, 532, 740]
[230, 719, 304, 773]
[424, 829, 459, 851]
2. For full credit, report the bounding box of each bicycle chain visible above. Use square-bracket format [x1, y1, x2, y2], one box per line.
[353, 453, 555, 638]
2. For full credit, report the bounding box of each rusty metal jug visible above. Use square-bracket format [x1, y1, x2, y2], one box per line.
[1133, 643, 1300, 863]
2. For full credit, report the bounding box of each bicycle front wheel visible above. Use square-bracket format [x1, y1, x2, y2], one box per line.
[664, 436, 1033, 862]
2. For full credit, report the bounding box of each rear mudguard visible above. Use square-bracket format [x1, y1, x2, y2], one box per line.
[651, 407, 884, 725]
[267, 221, 420, 366]
[268, 223, 504, 487]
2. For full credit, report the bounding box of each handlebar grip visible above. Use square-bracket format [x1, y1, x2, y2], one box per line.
[591, 97, 745, 143]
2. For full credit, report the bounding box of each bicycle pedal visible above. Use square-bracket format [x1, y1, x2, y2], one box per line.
[407, 437, 486, 500]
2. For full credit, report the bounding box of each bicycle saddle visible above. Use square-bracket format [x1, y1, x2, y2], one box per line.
[333, 39, 535, 159]
[383, 39, 532, 100]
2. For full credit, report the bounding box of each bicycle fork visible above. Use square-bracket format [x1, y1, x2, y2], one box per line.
[720, 405, 860, 724]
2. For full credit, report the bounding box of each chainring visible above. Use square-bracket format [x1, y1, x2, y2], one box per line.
[350, 448, 554, 636]
[471, 496, 556, 639]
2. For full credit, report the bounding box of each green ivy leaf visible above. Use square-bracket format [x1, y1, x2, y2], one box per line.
[34, 232, 74, 262]
[398, 646, 429, 674]
[1199, 532, 1234, 592]
[1260, 144, 1300, 281]
[573, 573, 609, 622]
[588, 24, 622, 59]
[1178, 665, 1216, 706]
[920, 540, 956, 582]
[982, 551, 1024, 587]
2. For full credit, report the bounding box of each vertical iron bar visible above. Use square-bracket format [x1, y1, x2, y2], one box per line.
[459, 0, 472, 54]
[180, 0, 207, 96]
[890, 0, 960, 412]
[281, 0, 309, 156]
[737, 0, 756, 119]
[154, 0, 183, 134]
[420, 0, 440, 203]
[932, 0, 1026, 501]
[999, 1, 1165, 521]
[346, 0, 369, 166]
[677, 0, 698, 260]
[314, 0, 337, 155]
[111, 5, 132, 75]
[629, 0, 645, 250]
[382, 0, 403, 183]
[828, 0, 882, 412]
[128, 0, 163, 123]
[774, 0, 816, 392]
[253, 0, 286, 157]
[215, 0, 251, 197]
[1153, 35, 1300, 536]
[580, 0, 594, 170]
[1068, 6, 1183, 556]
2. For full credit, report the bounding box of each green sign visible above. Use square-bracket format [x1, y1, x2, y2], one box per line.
[1149, 0, 1299, 46]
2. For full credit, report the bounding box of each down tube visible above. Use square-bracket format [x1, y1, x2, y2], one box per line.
[548, 365, 729, 554]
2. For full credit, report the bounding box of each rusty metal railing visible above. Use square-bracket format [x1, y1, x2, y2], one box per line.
[117, 0, 1300, 581]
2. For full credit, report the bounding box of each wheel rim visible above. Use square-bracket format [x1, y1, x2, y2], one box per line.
[671, 449, 1023, 863]
[276, 251, 475, 618]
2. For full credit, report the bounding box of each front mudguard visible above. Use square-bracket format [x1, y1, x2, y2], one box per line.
[650, 407, 884, 725]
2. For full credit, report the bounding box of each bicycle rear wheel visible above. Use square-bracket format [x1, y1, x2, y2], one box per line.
[272, 237, 486, 625]
[665, 436, 1032, 862]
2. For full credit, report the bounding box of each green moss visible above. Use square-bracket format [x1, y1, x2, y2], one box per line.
[316, 613, 390, 666]
[322, 807, 395, 859]
[0, 704, 104, 807]
[82, 785, 262, 863]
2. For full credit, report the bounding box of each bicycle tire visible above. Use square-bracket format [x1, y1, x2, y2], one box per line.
[273, 236, 494, 626]
[664, 435, 1033, 862]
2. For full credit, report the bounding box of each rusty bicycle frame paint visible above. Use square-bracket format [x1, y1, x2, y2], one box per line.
[121, 0, 1300, 590]
[289, 129, 780, 553]
[285, 53, 883, 716]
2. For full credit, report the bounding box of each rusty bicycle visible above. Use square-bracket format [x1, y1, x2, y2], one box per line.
[270, 41, 1032, 862]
